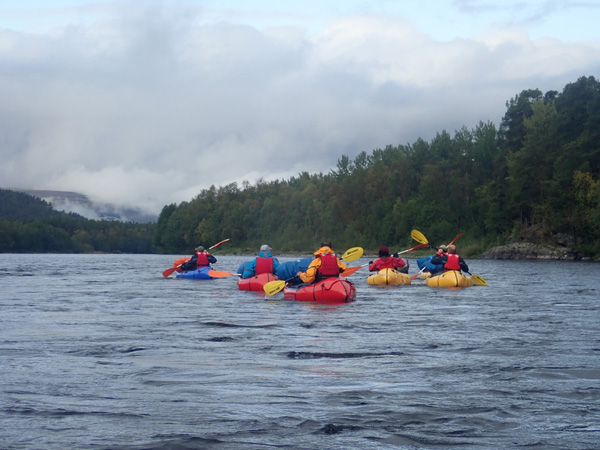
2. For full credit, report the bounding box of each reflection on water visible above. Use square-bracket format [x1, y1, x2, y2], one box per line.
[1, 254, 599, 449]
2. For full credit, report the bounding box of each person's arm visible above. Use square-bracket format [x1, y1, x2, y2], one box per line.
[242, 259, 256, 279]
[207, 253, 217, 264]
[392, 257, 406, 268]
[181, 254, 197, 271]
[430, 254, 445, 266]
[368, 260, 378, 272]
[459, 257, 469, 273]
[298, 259, 319, 283]
[336, 258, 347, 272]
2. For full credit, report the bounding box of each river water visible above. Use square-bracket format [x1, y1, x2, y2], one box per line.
[1, 254, 599, 450]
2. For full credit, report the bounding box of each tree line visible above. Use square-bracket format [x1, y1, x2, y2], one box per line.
[2, 76, 599, 257]
[154, 76, 600, 258]
[0, 189, 156, 253]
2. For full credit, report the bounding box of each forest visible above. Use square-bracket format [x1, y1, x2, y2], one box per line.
[0, 189, 156, 253]
[2, 76, 599, 257]
[154, 76, 600, 258]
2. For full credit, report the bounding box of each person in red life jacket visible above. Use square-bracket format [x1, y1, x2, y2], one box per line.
[241, 244, 280, 279]
[430, 244, 468, 273]
[297, 240, 347, 284]
[368, 246, 409, 274]
[180, 245, 217, 272]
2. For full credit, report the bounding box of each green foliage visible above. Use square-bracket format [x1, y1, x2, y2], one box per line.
[0, 190, 156, 253]
[4, 76, 600, 258]
[153, 76, 600, 258]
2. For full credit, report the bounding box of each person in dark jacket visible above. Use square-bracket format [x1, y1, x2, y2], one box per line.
[417, 244, 447, 275]
[180, 245, 217, 272]
[368, 246, 409, 274]
[430, 244, 468, 273]
[241, 244, 281, 279]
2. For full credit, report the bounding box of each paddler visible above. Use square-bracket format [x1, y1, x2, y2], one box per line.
[430, 244, 469, 273]
[368, 246, 409, 273]
[297, 240, 347, 283]
[241, 244, 280, 279]
[180, 245, 217, 272]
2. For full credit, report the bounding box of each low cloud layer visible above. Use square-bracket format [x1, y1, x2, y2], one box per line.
[1, 3, 599, 217]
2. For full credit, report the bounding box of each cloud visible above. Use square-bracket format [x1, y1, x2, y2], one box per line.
[1, 3, 599, 217]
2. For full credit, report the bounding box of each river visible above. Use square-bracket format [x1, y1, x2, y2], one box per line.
[1, 254, 599, 449]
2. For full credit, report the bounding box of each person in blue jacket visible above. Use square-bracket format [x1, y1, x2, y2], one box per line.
[417, 245, 446, 275]
[241, 244, 280, 279]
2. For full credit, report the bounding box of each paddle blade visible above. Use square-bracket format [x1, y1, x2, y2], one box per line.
[470, 273, 488, 286]
[411, 268, 426, 279]
[264, 280, 286, 296]
[448, 233, 464, 245]
[411, 229, 429, 245]
[208, 270, 234, 278]
[208, 238, 231, 250]
[162, 267, 177, 278]
[340, 266, 363, 277]
[341, 247, 363, 262]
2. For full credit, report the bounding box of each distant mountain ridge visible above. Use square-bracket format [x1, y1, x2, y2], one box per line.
[4, 188, 157, 223]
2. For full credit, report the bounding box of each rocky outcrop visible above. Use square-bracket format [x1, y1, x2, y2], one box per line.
[481, 243, 581, 260]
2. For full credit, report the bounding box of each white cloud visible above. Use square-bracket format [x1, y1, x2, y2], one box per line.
[1, 3, 599, 218]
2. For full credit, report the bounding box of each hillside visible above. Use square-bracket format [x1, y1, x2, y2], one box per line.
[0, 189, 156, 253]
[4, 188, 157, 223]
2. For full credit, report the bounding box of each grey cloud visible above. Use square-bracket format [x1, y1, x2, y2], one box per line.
[1, 6, 599, 217]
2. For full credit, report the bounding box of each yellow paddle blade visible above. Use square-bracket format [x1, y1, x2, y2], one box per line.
[263, 280, 286, 296]
[470, 273, 488, 286]
[411, 229, 429, 245]
[341, 247, 363, 262]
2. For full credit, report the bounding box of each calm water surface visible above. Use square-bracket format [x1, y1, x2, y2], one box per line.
[1, 254, 599, 449]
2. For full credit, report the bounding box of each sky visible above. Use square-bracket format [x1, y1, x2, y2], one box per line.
[1, 0, 600, 218]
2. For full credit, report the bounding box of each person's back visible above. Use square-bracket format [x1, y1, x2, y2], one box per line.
[368, 246, 408, 273]
[241, 244, 280, 278]
[181, 245, 217, 272]
[298, 240, 346, 283]
[432, 244, 468, 273]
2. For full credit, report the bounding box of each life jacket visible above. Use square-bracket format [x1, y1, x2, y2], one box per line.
[255, 256, 274, 274]
[378, 256, 395, 270]
[195, 252, 210, 267]
[444, 254, 461, 271]
[316, 253, 340, 280]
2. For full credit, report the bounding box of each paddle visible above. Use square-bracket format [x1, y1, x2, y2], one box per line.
[411, 267, 426, 280]
[341, 247, 364, 261]
[341, 243, 428, 277]
[263, 246, 364, 296]
[208, 270, 236, 278]
[411, 229, 433, 248]
[162, 238, 231, 277]
[448, 233, 464, 246]
[467, 272, 488, 286]
[412, 230, 487, 285]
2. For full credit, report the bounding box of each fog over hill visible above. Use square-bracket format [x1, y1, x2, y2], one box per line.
[6, 188, 157, 223]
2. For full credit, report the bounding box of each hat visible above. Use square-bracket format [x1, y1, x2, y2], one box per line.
[195, 246, 204, 252]
[438, 245, 447, 252]
[260, 244, 272, 252]
[379, 246, 390, 256]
